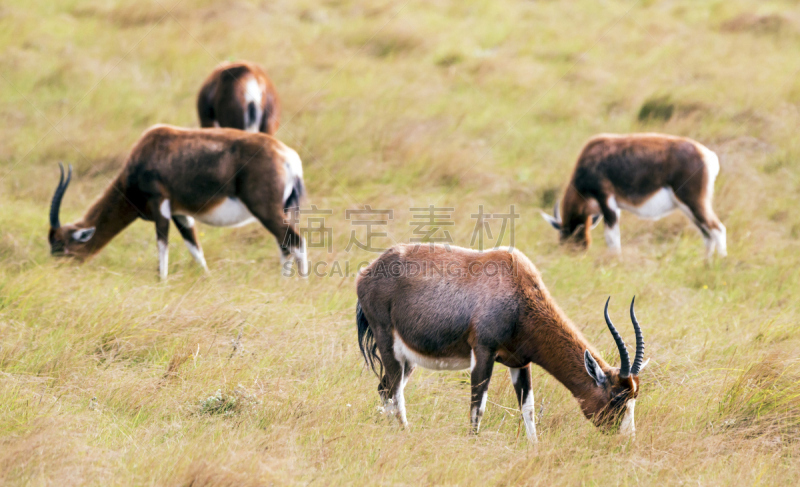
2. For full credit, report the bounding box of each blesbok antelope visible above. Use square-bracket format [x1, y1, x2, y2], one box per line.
[197, 61, 281, 135]
[48, 125, 307, 279]
[541, 133, 726, 258]
[356, 244, 648, 442]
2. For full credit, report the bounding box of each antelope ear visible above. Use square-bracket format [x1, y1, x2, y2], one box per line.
[636, 358, 650, 374]
[540, 212, 561, 231]
[584, 350, 606, 386]
[591, 214, 602, 229]
[72, 227, 96, 243]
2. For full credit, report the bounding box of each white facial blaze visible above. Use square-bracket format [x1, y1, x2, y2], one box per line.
[619, 399, 636, 436]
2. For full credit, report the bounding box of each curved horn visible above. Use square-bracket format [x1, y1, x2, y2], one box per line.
[553, 199, 561, 223]
[604, 297, 631, 378]
[49, 162, 72, 228]
[629, 296, 646, 375]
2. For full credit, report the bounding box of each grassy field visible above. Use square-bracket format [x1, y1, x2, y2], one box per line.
[2, 0, 800, 484]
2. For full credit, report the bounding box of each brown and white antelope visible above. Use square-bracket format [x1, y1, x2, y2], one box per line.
[541, 133, 726, 258]
[48, 125, 307, 279]
[356, 244, 648, 442]
[197, 61, 281, 135]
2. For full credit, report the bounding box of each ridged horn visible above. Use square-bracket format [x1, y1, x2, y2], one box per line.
[604, 297, 631, 378]
[49, 162, 72, 228]
[630, 296, 646, 376]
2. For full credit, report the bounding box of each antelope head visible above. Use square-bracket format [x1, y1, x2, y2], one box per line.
[582, 297, 648, 436]
[541, 199, 601, 248]
[48, 163, 96, 258]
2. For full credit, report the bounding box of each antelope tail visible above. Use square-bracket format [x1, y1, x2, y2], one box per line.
[356, 301, 382, 378]
[245, 101, 259, 130]
[283, 176, 304, 214]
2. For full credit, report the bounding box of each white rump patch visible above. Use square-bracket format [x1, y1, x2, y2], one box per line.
[392, 331, 471, 371]
[694, 142, 720, 201]
[194, 198, 257, 228]
[275, 142, 304, 205]
[244, 78, 262, 133]
[619, 399, 636, 436]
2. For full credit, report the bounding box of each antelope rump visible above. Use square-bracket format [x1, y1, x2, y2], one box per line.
[542, 133, 727, 258]
[48, 125, 307, 279]
[355, 244, 647, 442]
[197, 61, 281, 135]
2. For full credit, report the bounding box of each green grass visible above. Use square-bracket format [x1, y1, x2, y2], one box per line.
[2, 0, 800, 484]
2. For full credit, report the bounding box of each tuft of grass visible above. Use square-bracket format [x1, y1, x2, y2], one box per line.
[637, 95, 675, 123]
[198, 387, 261, 417]
[716, 357, 800, 442]
[721, 13, 790, 35]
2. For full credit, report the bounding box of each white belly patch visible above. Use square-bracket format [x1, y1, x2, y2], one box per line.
[193, 197, 257, 228]
[392, 331, 471, 371]
[619, 187, 677, 220]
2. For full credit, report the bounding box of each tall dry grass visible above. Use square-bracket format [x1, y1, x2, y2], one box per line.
[2, 0, 800, 485]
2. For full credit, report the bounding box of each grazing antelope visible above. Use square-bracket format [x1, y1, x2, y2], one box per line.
[48, 125, 307, 279]
[197, 61, 281, 135]
[356, 244, 648, 442]
[541, 133, 726, 258]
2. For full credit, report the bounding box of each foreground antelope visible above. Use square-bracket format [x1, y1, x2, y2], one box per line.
[48, 125, 307, 279]
[197, 61, 281, 135]
[542, 133, 727, 258]
[356, 244, 647, 442]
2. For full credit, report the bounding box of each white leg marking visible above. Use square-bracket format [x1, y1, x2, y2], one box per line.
[184, 241, 208, 271]
[604, 196, 622, 253]
[471, 391, 489, 433]
[604, 223, 621, 253]
[470, 350, 477, 373]
[280, 251, 291, 277]
[158, 240, 168, 280]
[520, 389, 538, 443]
[395, 366, 409, 427]
[159, 199, 171, 220]
[619, 399, 636, 436]
[711, 225, 727, 257]
[293, 238, 308, 277]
